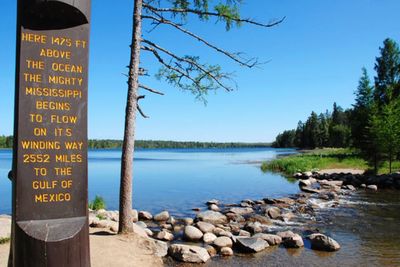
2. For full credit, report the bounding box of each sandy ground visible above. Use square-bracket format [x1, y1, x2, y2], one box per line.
[319, 168, 365, 175]
[0, 229, 163, 267]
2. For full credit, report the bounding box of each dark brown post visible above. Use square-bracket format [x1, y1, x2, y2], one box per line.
[10, 0, 91, 266]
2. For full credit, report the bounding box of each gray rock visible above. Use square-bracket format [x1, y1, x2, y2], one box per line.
[235, 237, 269, 253]
[183, 217, 194, 225]
[196, 211, 228, 224]
[213, 236, 233, 248]
[196, 221, 215, 233]
[156, 230, 174, 241]
[145, 228, 153, 237]
[238, 230, 251, 237]
[367, 184, 378, 191]
[299, 178, 317, 187]
[154, 211, 170, 221]
[309, 233, 340, 251]
[282, 234, 304, 248]
[206, 199, 220, 205]
[361, 183, 367, 188]
[248, 214, 271, 225]
[132, 223, 148, 238]
[228, 207, 254, 215]
[184, 225, 203, 241]
[277, 230, 295, 239]
[244, 222, 263, 234]
[303, 171, 313, 177]
[168, 216, 176, 225]
[131, 209, 138, 222]
[266, 207, 281, 219]
[344, 185, 356, 191]
[220, 247, 234, 256]
[274, 197, 296, 205]
[139, 211, 153, 220]
[168, 244, 210, 263]
[252, 233, 282, 246]
[203, 232, 217, 244]
[209, 204, 220, 211]
[213, 228, 232, 237]
[154, 240, 168, 257]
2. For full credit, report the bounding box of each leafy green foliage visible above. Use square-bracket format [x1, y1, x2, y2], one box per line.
[0, 237, 10, 244]
[89, 195, 106, 211]
[0, 135, 13, 148]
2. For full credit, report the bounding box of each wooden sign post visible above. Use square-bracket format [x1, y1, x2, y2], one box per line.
[10, 0, 91, 266]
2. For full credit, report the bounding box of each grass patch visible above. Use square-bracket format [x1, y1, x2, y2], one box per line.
[261, 148, 368, 176]
[0, 237, 10, 244]
[89, 195, 106, 211]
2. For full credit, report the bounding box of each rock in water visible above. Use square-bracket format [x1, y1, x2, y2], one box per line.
[266, 207, 281, 219]
[169, 244, 210, 263]
[213, 236, 233, 248]
[367, 184, 378, 191]
[220, 247, 234, 256]
[183, 225, 203, 241]
[139, 211, 153, 220]
[282, 234, 304, 248]
[196, 211, 228, 224]
[196, 221, 215, 233]
[252, 233, 282, 246]
[203, 233, 217, 244]
[235, 237, 269, 253]
[154, 211, 170, 221]
[156, 230, 174, 241]
[309, 233, 340, 251]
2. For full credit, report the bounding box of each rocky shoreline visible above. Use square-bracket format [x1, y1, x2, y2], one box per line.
[1, 170, 398, 264]
[88, 171, 389, 264]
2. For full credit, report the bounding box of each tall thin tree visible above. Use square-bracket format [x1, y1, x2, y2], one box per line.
[119, 0, 284, 233]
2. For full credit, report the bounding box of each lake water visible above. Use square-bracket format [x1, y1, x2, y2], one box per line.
[0, 148, 297, 216]
[1, 148, 399, 266]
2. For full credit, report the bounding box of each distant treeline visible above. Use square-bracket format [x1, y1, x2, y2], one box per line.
[0, 136, 270, 149]
[273, 38, 400, 173]
[89, 140, 271, 149]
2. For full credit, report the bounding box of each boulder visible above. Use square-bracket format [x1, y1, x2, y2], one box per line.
[266, 207, 281, 219]
[139, 211, 153, 220]
[206, 199, 219, 205]
[220, 247, 234, 256]
[213, 228, 232, 237]
[367, 184, 378, 191]
[203, 233, 217, 244]
[145, 228, 153, 237]
[344, 185, 356, 191]
[302, 171, 313, 177]
[308, 233, 340, 251]
[183, 217, 194, 225]
[155, 230, 174, 241]
[226, 212, 246, 222]
[274, 198, 296, 206]
[244, 222, 263, 234]
[238, 230, 251, 237]
[209, 204, 220, 211]
[252, 233, 282, 246]
[196, 221, 215, 233]
[183, 226, 203, 241]
[168, 244, 210, 263]
[196, 211, 227, 224]
[234, 237, 269, 253]
[132, 223, 148, 238]
[299, 178, 317, 187]
[153, 240, 168, 257]
[228, 207, 253, 215]
[282, 234, 304, 248]
[277, 230, 295, 239]
[213, 236, 233, 249]
[136, 221, 147, 229]
[247, 214, 271, 225]
[154, 211, 170, 221]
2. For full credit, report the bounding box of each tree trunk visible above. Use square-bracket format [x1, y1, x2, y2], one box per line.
[118, 0, 143, 234]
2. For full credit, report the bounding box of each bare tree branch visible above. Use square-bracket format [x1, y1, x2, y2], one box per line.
[137, 104, 149, 118]
[143, 3, 286, 28]
[139, 84, 165, 95]
[142, 14, 258, 67]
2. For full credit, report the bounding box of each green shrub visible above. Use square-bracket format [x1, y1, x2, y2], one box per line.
[0, 237, 10, 244]
[89, 195, 106, 211]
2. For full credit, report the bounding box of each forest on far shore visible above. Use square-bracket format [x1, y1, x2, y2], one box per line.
[272, 38, 400, 172]
[0, 136, 270, 149]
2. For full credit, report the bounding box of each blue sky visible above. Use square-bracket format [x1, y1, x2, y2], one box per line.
[1, 1, 399, 142]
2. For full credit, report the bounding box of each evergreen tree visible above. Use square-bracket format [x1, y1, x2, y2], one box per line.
[351, 68, 374, 150]
[374, 38, 400, 105]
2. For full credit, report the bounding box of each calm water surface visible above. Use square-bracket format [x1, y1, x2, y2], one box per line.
[0, 148, 297, 215]
[1, 148, 399, 266]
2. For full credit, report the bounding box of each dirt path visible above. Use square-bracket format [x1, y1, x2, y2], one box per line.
[0, 229, 163, 267]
